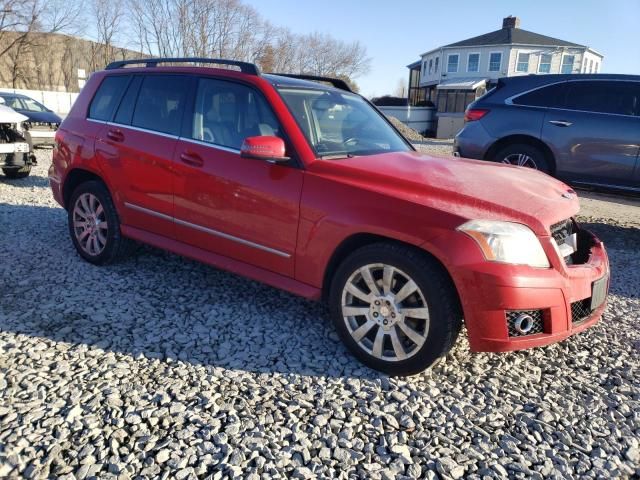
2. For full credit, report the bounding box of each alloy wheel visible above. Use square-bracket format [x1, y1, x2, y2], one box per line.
[341, 263, 430, 362]
[72, 193, 108, 256]
[502, 153, 538, 169]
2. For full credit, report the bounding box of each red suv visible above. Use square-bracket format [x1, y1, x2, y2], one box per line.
[49, 58, 609, 375]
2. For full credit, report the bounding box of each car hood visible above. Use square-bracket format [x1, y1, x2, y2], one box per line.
[308, 151, 580, 235]
[20, 110, 61, 123]
[0, 104, 28, 124]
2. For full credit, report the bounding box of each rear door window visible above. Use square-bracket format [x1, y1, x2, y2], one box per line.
[512, 82, 566, 108]
[131, 75, 189, 136]
[88, 75, 130, 121]
[113, 76, 143, 125]
[564, 80, 639, 116]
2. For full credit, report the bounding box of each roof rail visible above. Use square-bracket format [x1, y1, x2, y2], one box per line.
[270, 73, 352, 92]
[105, 58, 260, 75]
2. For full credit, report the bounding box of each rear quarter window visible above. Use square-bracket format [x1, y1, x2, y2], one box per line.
[88, 75, 131, 121]
[511, 82, 566, 108]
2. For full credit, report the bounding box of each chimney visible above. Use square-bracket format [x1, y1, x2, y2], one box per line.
[502, 16, 521, 29]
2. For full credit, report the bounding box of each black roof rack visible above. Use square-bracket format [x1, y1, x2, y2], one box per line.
[270, 73, 352, 92]
[105, 58, 260, 75]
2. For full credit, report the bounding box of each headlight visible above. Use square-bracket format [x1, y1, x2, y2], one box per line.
[457, 220, 550, 268]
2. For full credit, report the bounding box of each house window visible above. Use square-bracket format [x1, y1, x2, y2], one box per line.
[590, 59, 594, 73]
[434, 57, 439, 73]
[467, 53, 480, 72]
[594, 62, 599, 73]
[447, 54, 459, 73]
[538, 53, 552, 73]
[516, 52, 530, 72]
[561, 55, 575, 74]
[436, 89, 479, 113]
[489, 52, 502, 72]
[429, 59, 433, 74]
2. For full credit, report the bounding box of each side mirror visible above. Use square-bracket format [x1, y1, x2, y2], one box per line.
[240, 136, 289, 163]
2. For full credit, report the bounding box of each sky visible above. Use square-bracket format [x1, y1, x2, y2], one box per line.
[244, 0, 640, 98]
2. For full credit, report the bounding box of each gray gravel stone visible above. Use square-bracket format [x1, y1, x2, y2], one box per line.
[0, 149, 638, 480]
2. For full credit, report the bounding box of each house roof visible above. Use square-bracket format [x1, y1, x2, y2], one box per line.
[436, 78, 487, 90]
[443, 27, 585, 49]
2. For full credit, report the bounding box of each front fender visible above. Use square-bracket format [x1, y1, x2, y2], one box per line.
[294, 172, 465, 288]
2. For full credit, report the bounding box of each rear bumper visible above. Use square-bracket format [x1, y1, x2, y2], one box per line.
[26, 130, 56, 147]
[450, 228, 609, 352]
[1, 142, 32, 168]
[453, 121, 495, 160]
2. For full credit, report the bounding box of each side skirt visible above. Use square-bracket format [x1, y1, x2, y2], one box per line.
[121, 225, 321, 301]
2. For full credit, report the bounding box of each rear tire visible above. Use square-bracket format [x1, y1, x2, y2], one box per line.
[2, 166, 31, 179]
[492, 143, 551, 174]
[68, 181, 134, 265]
[328, 243, 462, 376]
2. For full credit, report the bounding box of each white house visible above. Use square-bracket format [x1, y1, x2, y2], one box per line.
[407, 16, 604, 136]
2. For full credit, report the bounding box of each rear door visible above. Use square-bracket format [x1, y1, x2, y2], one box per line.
[542, 80, 640, 187]
[95, 74, 193, 237]
[172, 77, 304, 276]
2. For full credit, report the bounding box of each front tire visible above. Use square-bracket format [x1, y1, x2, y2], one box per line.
[329, 243, 462, 376]
[2, 166, 31, 179]
[68, 181, 134, 265]
[492, 143, 551, 174]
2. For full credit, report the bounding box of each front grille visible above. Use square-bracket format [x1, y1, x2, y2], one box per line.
[571, 299, 593, 325]
[27, 123, 57, 131]
[506, 310, 545, 337]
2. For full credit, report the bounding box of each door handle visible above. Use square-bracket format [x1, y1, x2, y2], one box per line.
[180, 151, 204, 167]
[106, 129, 125, 142]
[548, 120, 573, 127]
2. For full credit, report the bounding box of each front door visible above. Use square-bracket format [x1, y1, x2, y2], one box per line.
[172, 77, 303, 276]
[542, 80, 640, 187]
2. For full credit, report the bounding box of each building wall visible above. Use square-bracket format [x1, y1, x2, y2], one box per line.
[420, 46, 512, 86]
[0, 31, 143, 92]
[420, 45, 603, 86]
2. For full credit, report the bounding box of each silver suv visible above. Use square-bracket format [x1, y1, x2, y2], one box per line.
[454, 74, 640, 193]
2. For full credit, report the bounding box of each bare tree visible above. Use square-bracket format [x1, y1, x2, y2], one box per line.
[93, 0, 125, 66]
[393, 78, 407, 97]
[123, 0, 370, 83]
[0, 0, 83, 58]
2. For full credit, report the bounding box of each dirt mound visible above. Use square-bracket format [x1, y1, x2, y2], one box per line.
[386, 116, 425, 142]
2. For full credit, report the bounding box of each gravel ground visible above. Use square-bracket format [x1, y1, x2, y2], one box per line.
[1, 149, 638, 480]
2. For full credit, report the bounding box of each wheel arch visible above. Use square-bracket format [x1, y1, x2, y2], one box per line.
[321, 233, 460, 308]
[62, 168, 108, 209]
[485, 135, 557, 174]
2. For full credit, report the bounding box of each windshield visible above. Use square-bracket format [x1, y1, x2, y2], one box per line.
[277, 88, 411, 159]
[21, 97, 49, 113]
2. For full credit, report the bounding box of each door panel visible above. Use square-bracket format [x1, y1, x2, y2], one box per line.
[172, 76, 303, 276]
[542, 80, 640, 187]
[96, 125, 177, 237]
[542, 110, 640, 186]
[172, 139, 303, 276]
[94, 73, 192, 237]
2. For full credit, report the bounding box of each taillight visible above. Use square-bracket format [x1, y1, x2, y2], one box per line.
[464, 108, 489, 122]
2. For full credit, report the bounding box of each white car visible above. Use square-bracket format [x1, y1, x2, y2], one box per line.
[0, 101, 34, 179]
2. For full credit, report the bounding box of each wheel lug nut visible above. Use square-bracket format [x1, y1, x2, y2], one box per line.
[374, 300, 380, 306]
[373, 312, 378, 317]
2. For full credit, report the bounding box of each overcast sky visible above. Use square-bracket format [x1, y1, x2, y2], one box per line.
[245, 0, 640, 98]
